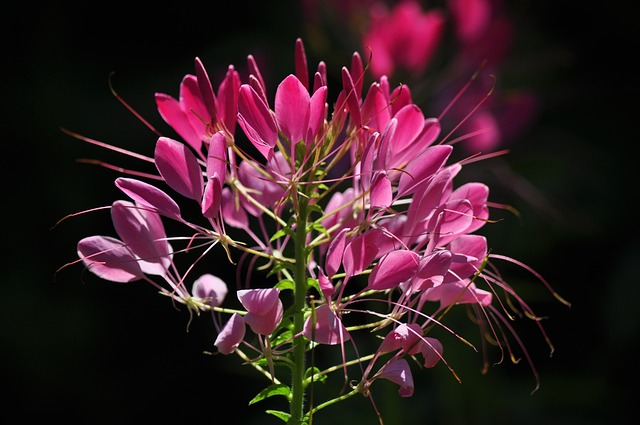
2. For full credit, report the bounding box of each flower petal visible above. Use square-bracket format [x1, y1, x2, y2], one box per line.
[155, 136, 204, 201]
[303, 304, 351, 345]
[214, 313, 246, 355]
[77, 235, 144, 283]
[275, 74, 310, 144]
[368, 249, 420, 291]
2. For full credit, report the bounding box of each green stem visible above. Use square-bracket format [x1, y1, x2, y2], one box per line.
[288, 198, 309, 425]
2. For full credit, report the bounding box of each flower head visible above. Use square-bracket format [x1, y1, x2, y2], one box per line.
[62, 36, 569, 425]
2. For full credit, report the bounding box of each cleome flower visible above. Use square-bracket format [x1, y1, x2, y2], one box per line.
[62, 37, 569, 424]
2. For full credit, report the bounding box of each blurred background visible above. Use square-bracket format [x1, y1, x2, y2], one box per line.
[3, 1, 638, 424]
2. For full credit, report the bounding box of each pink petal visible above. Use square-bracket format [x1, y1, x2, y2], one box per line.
[368, 249, 420, 291]
[275, 74, 310, 144]
[369, 171, 392, 209]
[419, 337, 443, 368]
[237, 84, 278, 160]
[426, 199, 474, 246]
[445, 235, 487, 283]
[379, 323, 423, 353]
[397, 145, 452, 197]
[449, 0, 492, 42]
[244, 299, 283, 336]
[342, 232, 380, 278]
[341, 67, 362, 128]
[194, 57, 218, 124]
[179, 75, 209, 147]
[216, 65, 241, 136]
[201, 173, 222, 220]
[155, 89, 202, 155]
[325, 227, 349, 278]
[422, 280, 493, 307]
[237, 288, 280, 315]
[449, 182, 489, 233]
[409, 250, 452, 291]
[377, 358, 414, 397]
[307, 85, 328, 143]
[192, 274, 228, 307]
[303, 304, 351, 345]
[294, 38, 309, 90]
[114, 177, 181, 219]
[220, 187, 249, 229]
[318, 272, 335, 300]
[386, 104, 426, 168]
[111, 200, 172, 276]
[154, 137, 204, 201]
[214, 313, 246, 355]
[77, 235, 144, 283]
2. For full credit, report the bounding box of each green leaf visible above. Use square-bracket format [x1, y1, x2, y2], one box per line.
[304, 366, 327, 384]
[270, 228, 290, 243]
[306, 277, 321, 295]
[248, 383, 291, 405]
[266, 410, 290, 422]
[275, 279, 295, 291]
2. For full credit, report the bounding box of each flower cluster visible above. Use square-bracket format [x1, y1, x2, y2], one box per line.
[64, 38, 567, 424]
[303, 0, 538, 153]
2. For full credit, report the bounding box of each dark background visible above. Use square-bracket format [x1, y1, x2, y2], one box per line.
[3, 1, 638, 424]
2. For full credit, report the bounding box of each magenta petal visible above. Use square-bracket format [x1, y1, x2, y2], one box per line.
[201, 173, 222, 220]
[377, 358, 414, 397]
[445, 235, 487, 283]
[419, 337, 444, 368]
[325, 227, 349, 278]
[449, 182, 489, 233]
[426, 199, 474, 246]
[237, 288, 280, 315]
[192, 274, 228, 307]
[303, 304, 351, 345]
[275, 74, 310, 144]
[341, 67, 362, 128]
[410, 250, 452, 291]
[368, 249, 420, 291]
[220, 187, 249, 229]
[422, 280, 493, 307]
[77, 235, 144, 283]
[115, 177, 181, 219]
[369, 171, 392, 209]
[244, 299, 284, 336]
[179, 75, 209, 145]
[294, 38, 309, 91]
[237, 84, 278, 159]
[155, 92, 202, 154]
[111, 200, 172, 276]
[386, 105, 425, 166]
[203, 132, 226, 211]
[397, 145, 452, 197]
[155, 137, 204, 201]
[194, 57, 218, 122]
[307, 85, 328, 143]
[217, 65, 241, 136]
[379, 323, 423, 353]
[318, 272, 335, 300]
[214, 313, 246, 355]
[361, 82, 392, 132]
[343, 232, 380, 278]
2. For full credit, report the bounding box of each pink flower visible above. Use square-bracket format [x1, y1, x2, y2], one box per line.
[363, 0, 446, 78]
[238, 288, 284, 336]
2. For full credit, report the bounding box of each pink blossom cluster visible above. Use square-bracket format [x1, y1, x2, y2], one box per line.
[69, 38, 563, 415]
[303, 0, 538, 153]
